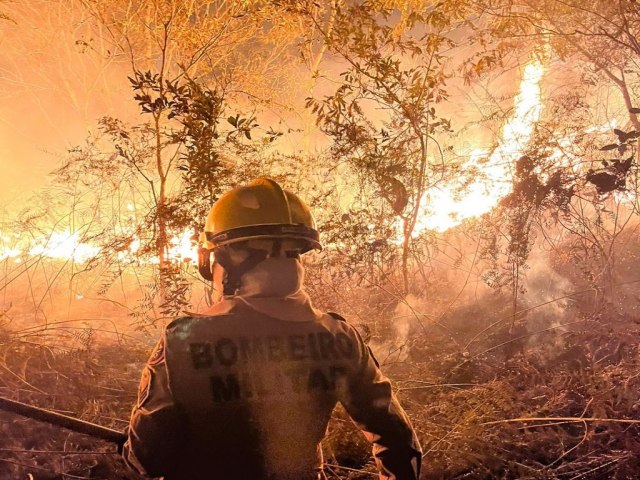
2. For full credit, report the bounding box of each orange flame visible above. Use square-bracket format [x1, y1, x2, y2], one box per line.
[1, 60, 547, 263]
[414, 58, 546, 234]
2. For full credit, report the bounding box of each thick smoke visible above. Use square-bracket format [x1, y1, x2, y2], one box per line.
[0, 2, 136, 207]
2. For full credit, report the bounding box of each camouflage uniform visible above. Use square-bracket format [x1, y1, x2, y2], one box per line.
[123, 258, 421, 480]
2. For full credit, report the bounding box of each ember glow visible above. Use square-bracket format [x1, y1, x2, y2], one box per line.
[167, 231, 198, 264]
[29, 232, 102, 263]
[0, 231, 100, 264]
[0, 229, 198, 265]
[0, 232, 21, 261]
[415, 58, 546, 233]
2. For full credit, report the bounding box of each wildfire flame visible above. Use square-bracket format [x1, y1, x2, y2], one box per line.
[0, 232, 21, 261]
[415, 58, 546, 233]
[0, 59, 546, 264]
[28, 232, 101, 263]
[0, 229, 198, 265]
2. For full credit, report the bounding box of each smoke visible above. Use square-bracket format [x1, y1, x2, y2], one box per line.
[364, 235, 577, 365]
[0, 2, 136, 207]
[391, 294, 424, 360]
[522, 249, 573, 328]
[367, 293, 433, 364]
[0, 253, 161, 350]
[513, 249, 575, 360]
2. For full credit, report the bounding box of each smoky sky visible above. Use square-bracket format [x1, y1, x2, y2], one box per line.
[0, 1, 137, 208]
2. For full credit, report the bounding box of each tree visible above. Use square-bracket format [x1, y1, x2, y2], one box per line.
[455, 0, 640, 308]
[51, 0, 314, 317]
[481, 117, 639, 317]
[475, 0, 640, 132]
[54, 69, 283, 321]
[306, 1, 471, 296]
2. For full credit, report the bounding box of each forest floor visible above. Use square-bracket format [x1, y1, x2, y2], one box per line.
[1, 299, 639, 479]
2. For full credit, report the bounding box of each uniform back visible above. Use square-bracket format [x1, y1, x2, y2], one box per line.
[165, 299, 363, 479]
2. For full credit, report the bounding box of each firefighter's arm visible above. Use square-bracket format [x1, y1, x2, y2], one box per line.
[122, 336, 187, 478]
[340, 328, 422, 480]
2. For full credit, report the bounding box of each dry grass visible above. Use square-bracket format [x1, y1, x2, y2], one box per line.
[1, 297, 640, 479]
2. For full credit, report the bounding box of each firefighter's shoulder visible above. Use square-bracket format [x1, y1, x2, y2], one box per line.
[142, 319, 196, 367]
[325, 312, 372, 347]
[327, 311, 347, 322]
[144, 317, 196, 366]
[325, 311, 359, 336]
[164, 311, 229, 337]
[325, 311, 361, 339]
[165, 315, 198, 336]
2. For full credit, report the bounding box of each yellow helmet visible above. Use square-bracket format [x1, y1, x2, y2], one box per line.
[197, 178, 320, 283]
[200, 178, 321, 252]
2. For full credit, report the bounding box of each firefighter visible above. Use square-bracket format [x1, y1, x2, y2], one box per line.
[122, 178, 422, 480]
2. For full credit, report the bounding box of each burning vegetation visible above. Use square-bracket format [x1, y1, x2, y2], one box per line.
[2, 0, 640, 478]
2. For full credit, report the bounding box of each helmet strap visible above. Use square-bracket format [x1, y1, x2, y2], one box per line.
[270, 239, 282, 258]
[214, 247, 269, 296]
[197, 247, 214, 281]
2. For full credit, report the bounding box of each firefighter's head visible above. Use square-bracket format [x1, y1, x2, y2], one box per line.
[198, 178, 321, 296]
